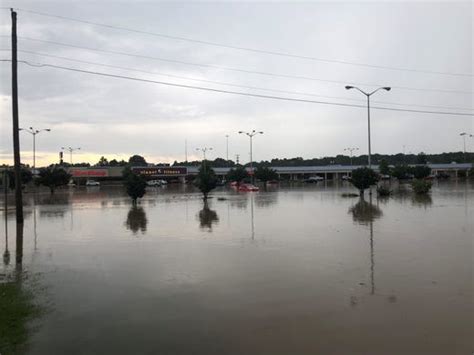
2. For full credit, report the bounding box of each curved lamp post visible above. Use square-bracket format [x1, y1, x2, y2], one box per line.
[19, 127, 51, 170]
[345, 86, 391, 169]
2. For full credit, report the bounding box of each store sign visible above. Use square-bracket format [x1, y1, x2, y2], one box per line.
[132, 167, 187, 176]
[70, 169, 109, 177]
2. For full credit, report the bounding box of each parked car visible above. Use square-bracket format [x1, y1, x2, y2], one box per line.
[305, 176, 324, 183]
[341, 175, 351, 181]
[85, 180, 100, 186]
[238, 183, 259, 192]
[158, 179, 168, 185]
[146, 180, 161, 186]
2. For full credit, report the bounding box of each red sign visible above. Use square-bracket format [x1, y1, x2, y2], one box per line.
[132, 167, 187, 176]
[70, 169, 109, 177]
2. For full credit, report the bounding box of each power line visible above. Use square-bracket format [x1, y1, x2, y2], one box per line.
[13, 36, 472, 95]
[1, 58, 472, 117]
[4, 48, 473, 112]
[7, 6, 473, 78]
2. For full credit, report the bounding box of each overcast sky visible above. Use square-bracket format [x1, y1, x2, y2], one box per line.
[0, 0, 472, 166]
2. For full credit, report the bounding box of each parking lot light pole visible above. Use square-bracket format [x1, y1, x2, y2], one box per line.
[61, 147, 81, 165]
[19, 127, 51, 170]
[344, 147, 359, 166]
[345, 86, 391, 169]
[239, 130, 263, 182]
[196, 147, 213, 172]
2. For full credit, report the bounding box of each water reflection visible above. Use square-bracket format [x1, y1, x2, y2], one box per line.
[348, 199, 397, 306]
[3, 212, 10, 266]
[349, 198, 383, 225]
[197, 202, 219, 231]
[254, 192, 278, 208]
[411, 194, 433, 208]
[125, 206, 148, 235]
[0, 222, 44, 354]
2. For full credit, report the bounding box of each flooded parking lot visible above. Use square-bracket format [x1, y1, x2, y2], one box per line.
[1, 181, 472, 354]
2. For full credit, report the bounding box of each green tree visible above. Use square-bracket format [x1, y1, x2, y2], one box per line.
[378, 159, 390, 176]
[194, 161, 217, 200]
[226, 166, 248, 183]
[416, 152, 428, 165]
[254, 166, 278, 182]
[36, 167, 71, 194]
[350, 167, 378, 197]
[96, 156, 109, 166]
[128, 155, 147, 166]
[123, 168, 147, 204]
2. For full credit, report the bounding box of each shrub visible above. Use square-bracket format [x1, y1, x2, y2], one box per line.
[412, 179, 432, 194]
[36, 166, 71, 193]
[123, 168, 147, 203]
[350, 168, 378, 196]
[376, 185, 392, 197]
[194, 161, 217, 200]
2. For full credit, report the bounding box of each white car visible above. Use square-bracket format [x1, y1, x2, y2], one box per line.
[85, 180, 100, 186]
[306, 176, 324, 183]
[158, 179, 168, 185]
[146, 180, 161, 186]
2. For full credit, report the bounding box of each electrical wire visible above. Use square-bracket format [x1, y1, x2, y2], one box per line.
[4, 48, 472, 112]
[1, 58, 472, 117]
[13, 36, 472, 95]
[6, 6, 473, 78]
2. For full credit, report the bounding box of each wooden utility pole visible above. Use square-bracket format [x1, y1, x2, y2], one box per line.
[11, 9, 23, 224]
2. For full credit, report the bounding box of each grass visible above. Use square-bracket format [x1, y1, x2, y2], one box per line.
[0, 280, 42, 355]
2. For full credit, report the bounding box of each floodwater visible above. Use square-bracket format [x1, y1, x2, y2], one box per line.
[1, 181, 472, 355]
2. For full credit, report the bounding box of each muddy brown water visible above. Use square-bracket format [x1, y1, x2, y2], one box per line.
[1, 181, 472, 354]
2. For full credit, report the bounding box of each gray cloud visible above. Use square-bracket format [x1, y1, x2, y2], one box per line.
[0, 1, 472, 166]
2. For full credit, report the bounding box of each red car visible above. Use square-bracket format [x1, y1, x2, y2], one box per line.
[238, 183, 259, 192]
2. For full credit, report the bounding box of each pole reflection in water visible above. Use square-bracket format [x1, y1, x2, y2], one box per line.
[369, 219, 375, 295]
[250, 194, 255, 240]
[3, 211, 10, 266]
[349, 196, 396, 305]
[15, 222, 23, 276]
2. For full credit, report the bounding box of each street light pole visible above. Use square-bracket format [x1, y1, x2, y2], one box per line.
[19, 127, 51, 170]
[345, 86, 391, 169]
[344, 147, 359, 166]
[61, 147, 81, 165]
[196, 147, 212, 173]
[238, 130, 263, 182]
[225, 135, 229, 163]
[459, 133, 473, 161]
[196, 147, 212, 161]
